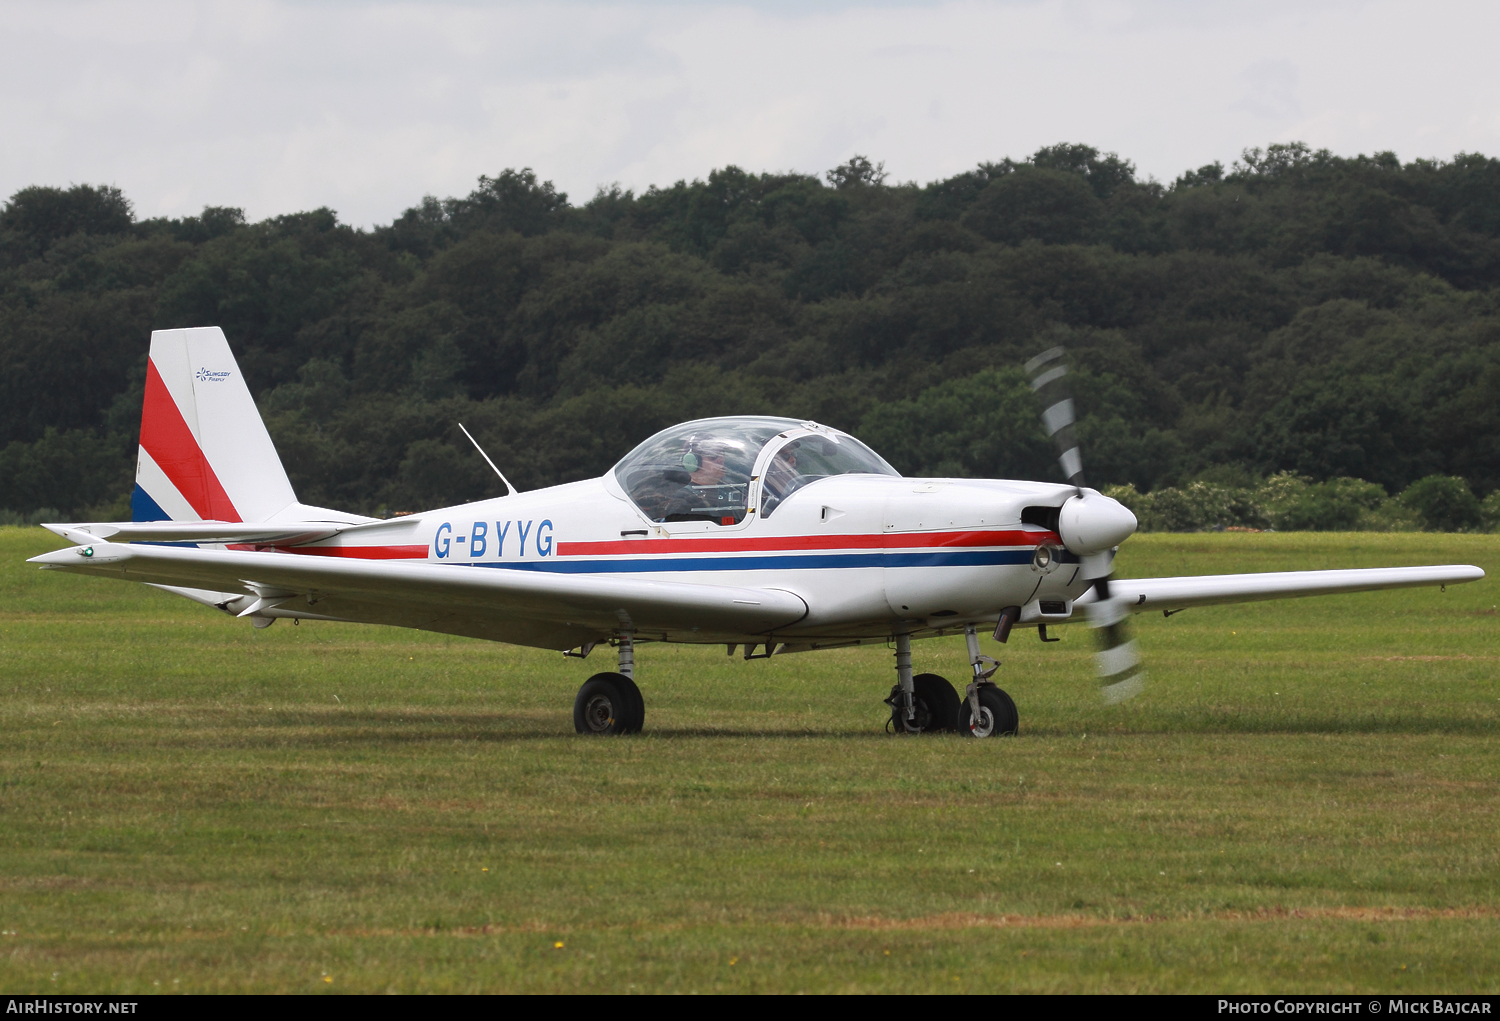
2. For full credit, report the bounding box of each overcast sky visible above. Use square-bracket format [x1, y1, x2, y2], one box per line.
[4, 0, 1498, 227]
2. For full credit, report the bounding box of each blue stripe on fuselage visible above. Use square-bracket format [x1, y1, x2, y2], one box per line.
[465, 549, 1037, 574]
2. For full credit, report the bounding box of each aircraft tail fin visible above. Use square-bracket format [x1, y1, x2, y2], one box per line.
[133, 327, 297, 523]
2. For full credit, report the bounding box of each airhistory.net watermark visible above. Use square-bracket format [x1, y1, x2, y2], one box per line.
[5, 1003, 137, 1015]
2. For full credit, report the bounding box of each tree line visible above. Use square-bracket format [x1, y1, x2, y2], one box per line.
[2, 143, 1498, 529]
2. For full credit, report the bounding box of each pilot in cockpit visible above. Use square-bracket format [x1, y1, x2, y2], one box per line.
[658, 436, 739, 522]
[684, 440, 728, 487]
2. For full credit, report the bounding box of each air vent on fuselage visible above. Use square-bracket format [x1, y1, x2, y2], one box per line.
[1021, 505, 1061, 532]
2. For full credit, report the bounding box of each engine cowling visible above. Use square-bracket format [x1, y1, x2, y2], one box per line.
[1057, 489, 1137, 556]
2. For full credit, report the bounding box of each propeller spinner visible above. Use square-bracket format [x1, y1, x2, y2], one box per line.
[1024, 346, 1145, 704]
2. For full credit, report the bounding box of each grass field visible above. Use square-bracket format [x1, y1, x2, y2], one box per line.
[1, 527, 1497, 994]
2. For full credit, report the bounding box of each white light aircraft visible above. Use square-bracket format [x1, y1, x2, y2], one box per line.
[30, 328, 1485, 736]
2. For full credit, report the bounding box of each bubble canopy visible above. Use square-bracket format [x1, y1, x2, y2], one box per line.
[613, 417, 898, 524]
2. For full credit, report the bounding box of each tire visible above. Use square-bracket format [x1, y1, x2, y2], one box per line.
[614, 673, 645, 733]
[888, 673, 960, 734]
[574, 673, 639, 735]
[958, 686, 1019, 738]
[913, 673, 960, 733]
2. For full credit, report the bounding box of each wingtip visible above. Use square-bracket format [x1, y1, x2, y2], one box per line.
[28, 548, 80, 565]
[27, 542, 133, 566]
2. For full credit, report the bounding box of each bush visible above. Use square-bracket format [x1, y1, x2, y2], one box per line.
[1398, 475, 1483, 532]
[1266, 477, 1388, 531]
[1354, 500, 1423, 532]
[1483, 490, 1500, 533]
[1109, 472, 1425, 533]
[0, 507, 62, 527]
[1104, 479, 1267, 532]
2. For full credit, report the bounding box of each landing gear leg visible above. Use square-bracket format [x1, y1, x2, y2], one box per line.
[960, 625, 1019, 738]
[887, 633, 916, 733]
[618, 632, 634, 679]
[615, 632, 644, 733]
[963, 626, 996, 720]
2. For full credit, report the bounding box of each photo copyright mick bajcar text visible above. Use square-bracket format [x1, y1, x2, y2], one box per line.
[1220, 1002, 1492, 1015]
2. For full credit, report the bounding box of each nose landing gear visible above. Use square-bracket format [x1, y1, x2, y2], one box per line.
[959, 624, 1018, 738]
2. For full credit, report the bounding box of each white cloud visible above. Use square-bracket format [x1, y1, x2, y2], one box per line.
[1, 0, 1497, 226]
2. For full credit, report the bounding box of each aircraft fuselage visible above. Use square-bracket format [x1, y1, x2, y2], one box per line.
[275, 472, 1089, 651]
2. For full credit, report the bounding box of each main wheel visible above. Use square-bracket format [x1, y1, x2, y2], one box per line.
[614, 673, 645, 734]
[574, 673, 642, 735]
[958, 685, 1019, 738]
[888, 673, 961, 734]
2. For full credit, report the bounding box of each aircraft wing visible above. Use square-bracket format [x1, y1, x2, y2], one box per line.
[1101, 565, 1485, 613]
[28, 541, 809, 650]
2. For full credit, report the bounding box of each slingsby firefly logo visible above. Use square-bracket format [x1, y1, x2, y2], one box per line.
[195, 368, 231, 382]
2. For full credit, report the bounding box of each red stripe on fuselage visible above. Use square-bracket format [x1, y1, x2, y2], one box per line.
[558, 529, 1056, 557]
[140, 359, 240, 522]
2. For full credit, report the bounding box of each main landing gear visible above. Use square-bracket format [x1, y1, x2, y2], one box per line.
[573, 633, 644, 735]
[574, 628, 1018, 738]
[885, 627, 1019, 738]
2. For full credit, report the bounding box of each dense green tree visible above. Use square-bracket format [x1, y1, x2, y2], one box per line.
[0, 426, 128, 515]
[962, 168, 1103, 246]
[3, 142, 1500, 522]
[857, 368, 1053, 480]
[0, 184, 133, 258]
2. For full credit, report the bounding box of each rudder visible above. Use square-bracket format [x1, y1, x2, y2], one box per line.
[133, 327, 296, 523]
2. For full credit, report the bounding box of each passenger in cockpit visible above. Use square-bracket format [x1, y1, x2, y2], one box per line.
[760, 441, 803, 516]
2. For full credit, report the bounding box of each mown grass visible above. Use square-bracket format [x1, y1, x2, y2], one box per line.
[0, 527, 1496, 993]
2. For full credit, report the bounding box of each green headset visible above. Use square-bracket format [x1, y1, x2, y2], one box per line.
[681, 437, 722, 474]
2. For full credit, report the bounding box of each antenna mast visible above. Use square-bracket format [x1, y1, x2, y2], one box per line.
[457, 423, 518, 497]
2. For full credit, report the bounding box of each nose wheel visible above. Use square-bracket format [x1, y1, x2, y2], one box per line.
[959, 623, 1019, 738]
[959, 684, 1018, 737]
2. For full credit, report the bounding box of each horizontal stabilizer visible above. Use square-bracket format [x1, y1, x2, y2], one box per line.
[43, 521, 349, 546]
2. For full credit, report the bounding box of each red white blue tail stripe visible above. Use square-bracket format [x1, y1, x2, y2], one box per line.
[134, 328, 295, 524]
